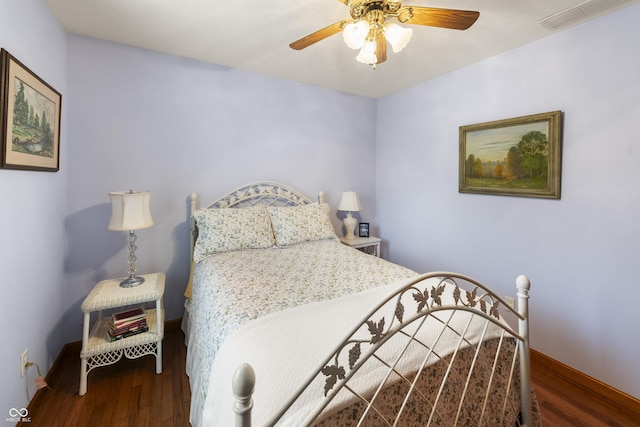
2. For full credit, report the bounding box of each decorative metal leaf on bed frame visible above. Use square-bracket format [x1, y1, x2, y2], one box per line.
[321, 275, 505, 397]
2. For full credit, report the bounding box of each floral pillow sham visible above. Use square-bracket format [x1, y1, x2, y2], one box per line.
[267, 203, 338, 247]
[192, 205, 275, 263]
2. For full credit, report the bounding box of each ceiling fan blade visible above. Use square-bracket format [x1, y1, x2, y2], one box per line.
[400, 7, 479, 30]
[375, 31, 387, 64]
[289, 20, 349, 50]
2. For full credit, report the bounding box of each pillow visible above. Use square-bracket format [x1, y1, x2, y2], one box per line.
[267, 203, 338, 247]
[192, 205, 275, 263]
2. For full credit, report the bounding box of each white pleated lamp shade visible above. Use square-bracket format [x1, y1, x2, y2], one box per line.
[108, 191, 154, 231]
[338, 191, 361, 212]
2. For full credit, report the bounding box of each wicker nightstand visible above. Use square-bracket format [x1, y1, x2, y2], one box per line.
[79, 273, 165, 395]
[340, 236, 381, 257]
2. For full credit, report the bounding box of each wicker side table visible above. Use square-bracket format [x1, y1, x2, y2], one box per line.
[79, 273, 165, 396]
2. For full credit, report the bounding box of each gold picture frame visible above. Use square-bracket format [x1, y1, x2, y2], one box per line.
[459, 111, 562, 199]
[1, 49, 61, 171]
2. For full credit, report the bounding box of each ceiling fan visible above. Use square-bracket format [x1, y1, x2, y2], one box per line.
[290, 0, 480, 68]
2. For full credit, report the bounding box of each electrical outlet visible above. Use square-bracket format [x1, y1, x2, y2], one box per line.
[504, 296, 515, 309]
[20, 348, 28, 377]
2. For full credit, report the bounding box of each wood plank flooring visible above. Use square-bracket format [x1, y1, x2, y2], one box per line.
[21, 321, 190, 427]
[21, 322, 639, 426]
[531, 354, 639, 426]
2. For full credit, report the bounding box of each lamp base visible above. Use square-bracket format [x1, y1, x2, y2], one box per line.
[343, 214, 357, 240]
[120, 229, 145, 288]
[119, 275, 145, 288]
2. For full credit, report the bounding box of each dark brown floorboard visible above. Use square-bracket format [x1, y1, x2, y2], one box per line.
[531, 356, 639, 426]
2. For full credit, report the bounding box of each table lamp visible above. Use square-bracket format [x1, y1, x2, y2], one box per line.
[338, 191, 361, 240]
[108, 190, 154, 287]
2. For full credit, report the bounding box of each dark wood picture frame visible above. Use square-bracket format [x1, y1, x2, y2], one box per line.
[358, 222, 370, 238]
[1, 49, 61, 171]
[459, 111, 562, 199]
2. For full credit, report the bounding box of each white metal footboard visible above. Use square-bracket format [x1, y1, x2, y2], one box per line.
[232, 272, 533, 427]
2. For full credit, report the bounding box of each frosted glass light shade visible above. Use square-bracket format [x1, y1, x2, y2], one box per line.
[108, 191, 154, 231]
[343, 20, 370, 49]
[385, 23, 412, 53]
[356, 40, 377, 64]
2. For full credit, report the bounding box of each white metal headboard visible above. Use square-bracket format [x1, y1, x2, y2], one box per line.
[189, 181, 325, 260]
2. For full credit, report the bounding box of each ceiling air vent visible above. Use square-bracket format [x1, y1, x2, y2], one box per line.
[539, 0, 632, 30]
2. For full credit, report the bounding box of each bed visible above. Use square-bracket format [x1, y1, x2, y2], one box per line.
[182, 181, 540, 426]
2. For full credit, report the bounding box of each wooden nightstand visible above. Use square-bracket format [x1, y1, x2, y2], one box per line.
[340, 236, 381, 257]
[79, 273, 165, 395]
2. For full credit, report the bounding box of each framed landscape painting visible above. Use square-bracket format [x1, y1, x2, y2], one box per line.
[0, 49, 61, 171]
[459, 111, 562, 199]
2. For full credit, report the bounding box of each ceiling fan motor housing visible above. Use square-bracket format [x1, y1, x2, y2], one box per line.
[350, 0, 403, 21]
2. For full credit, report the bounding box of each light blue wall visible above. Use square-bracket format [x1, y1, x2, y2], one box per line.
[376, 4, 640, 398]
[63, 35, 379, 342]
[0, 0, 67, 415]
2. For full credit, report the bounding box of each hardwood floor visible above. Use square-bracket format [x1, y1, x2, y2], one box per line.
[531, 353, 639, 426]
[21, 322, 639, 426]
[22, 321, 190, 427]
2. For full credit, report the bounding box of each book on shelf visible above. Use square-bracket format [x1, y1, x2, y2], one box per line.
[112, 306, 146, 326]
[108, 326, 149, 342]
[106, 306, 149, 341]
[109, 318, 148, 336]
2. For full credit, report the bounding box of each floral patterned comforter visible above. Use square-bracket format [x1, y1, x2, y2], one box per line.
[185, 239, 418, 427]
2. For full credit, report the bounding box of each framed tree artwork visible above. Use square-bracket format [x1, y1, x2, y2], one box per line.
[0, 49, 62, 171]
[459, 111, 562, 199]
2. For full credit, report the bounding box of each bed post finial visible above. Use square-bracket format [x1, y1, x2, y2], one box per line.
[233, 363, 256, 427]
[516, 274, 531, 293]
[516, 274, 532, 427]
[318, 191, 324, 204]
[190, 192, 198, 212]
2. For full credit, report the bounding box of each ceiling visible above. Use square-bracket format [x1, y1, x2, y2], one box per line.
[45, 0, 638, 98]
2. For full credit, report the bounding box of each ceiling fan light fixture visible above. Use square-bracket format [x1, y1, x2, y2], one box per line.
[384, 22, 413, 53]
[289, 3, 479, 69]
[356, 39, 377, 64]
[343, 20, 370, 49]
